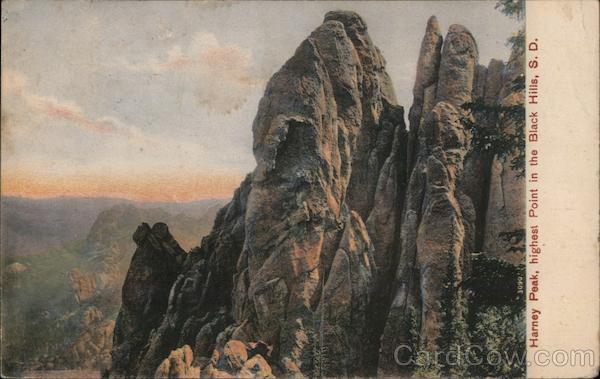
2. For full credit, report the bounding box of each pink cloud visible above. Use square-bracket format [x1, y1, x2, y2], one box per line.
[40, 102, 118, 134]
[2, 69, 139, 137]
[158, 55, 194, 70]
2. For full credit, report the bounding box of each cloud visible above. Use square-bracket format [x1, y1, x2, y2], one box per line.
[120, 32, 263, 113]
[35, 98, 120, 134]
[1, 69, 143, 137]
[0, 70, 249, 181]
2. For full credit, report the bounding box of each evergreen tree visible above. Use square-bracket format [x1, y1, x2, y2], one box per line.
[469, 306, 526, 377]
[413, 333, 442, 378]
[437, 252, 469, 377]
[461, 98, 526, 176]
[306, 323, 329, 378]
[461, 0, 526, 178]
[463, 254, 527, 376]
[406, 306, 420, 362]
[495, 0, 525, 20]
[397, 306, 420, 372]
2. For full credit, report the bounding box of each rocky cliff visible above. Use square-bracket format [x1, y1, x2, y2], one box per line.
[111, 11, 524, 378]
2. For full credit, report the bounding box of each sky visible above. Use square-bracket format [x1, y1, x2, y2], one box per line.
[1, 0, 522, 202]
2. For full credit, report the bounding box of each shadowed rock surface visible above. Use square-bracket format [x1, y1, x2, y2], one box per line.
[110, 10, 524, 378]
[111, 223, 186, 377]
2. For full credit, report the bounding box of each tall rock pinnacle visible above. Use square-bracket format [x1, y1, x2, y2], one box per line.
[407, 16, 443, 173]
[238, 11, 406, 375]
[436, 24, 479, 106]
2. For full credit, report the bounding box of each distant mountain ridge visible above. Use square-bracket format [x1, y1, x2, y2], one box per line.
[1, 196, 228, 258]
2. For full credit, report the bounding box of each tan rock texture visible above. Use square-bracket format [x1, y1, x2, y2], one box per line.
[68, 268, 97, 303]
[407, 16, 443, 173]
[155, 345, 199, 379]
[62, 307, 115, 370]
[201, 339, 275, 379]
[234, 11, 405, 375]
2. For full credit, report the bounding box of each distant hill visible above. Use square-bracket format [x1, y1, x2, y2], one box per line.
[0, 196, 227, 258]
[1, 198, 227, 374]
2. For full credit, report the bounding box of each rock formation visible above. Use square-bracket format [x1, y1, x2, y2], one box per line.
[111, 223, 186, 377]
[68, 268, 98, 303]
[155, 345, 200, 379]
[378, 16, 525, 377]
[63, 307, 115, 370]
[199, 340, 274, 378]
[110, 10, 525, 378]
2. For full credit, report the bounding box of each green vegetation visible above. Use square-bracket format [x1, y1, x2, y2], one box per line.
[405, 306, 420, 365]
[464, 253, 525, 312]
[466, 255, 526, 377]
[461, 0, 526, 178]
[437, 253, 469, 377]
[402, 253, 526, 377]
[2, 241, 84, 374]
[461, 96, 526, 176]
[495, 0, 525, 20]
[469, 306, 526, 377]
[307, 325, 330, 378]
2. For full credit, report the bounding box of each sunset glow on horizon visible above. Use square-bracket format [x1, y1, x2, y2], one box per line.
[1, 171, 245, 202]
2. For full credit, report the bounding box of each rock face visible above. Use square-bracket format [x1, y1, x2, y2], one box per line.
[200, 340, 274, 378]
[63, 307, 115, 370]
[234, 11, 406, 376]
[111, 175, 252, 377]
[407, 16, 443, 174]
[379, 22, 479, 370]
[155, 345, 199, 379]
[68, 268, 97, 303]
[111, 223, 186, 377]
[110, 11, 524, 378]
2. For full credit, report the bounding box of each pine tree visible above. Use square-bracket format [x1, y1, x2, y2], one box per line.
[495, 0, 524, 20]
[406, 306, 420, 362]
[397, 306, 420, 372]
[460, 0, 526, 178]
[437, 252, 469, 377]
[306, 324, 329, 378]
[469, 306, 526, 377]
[460, 99, 525, 176]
